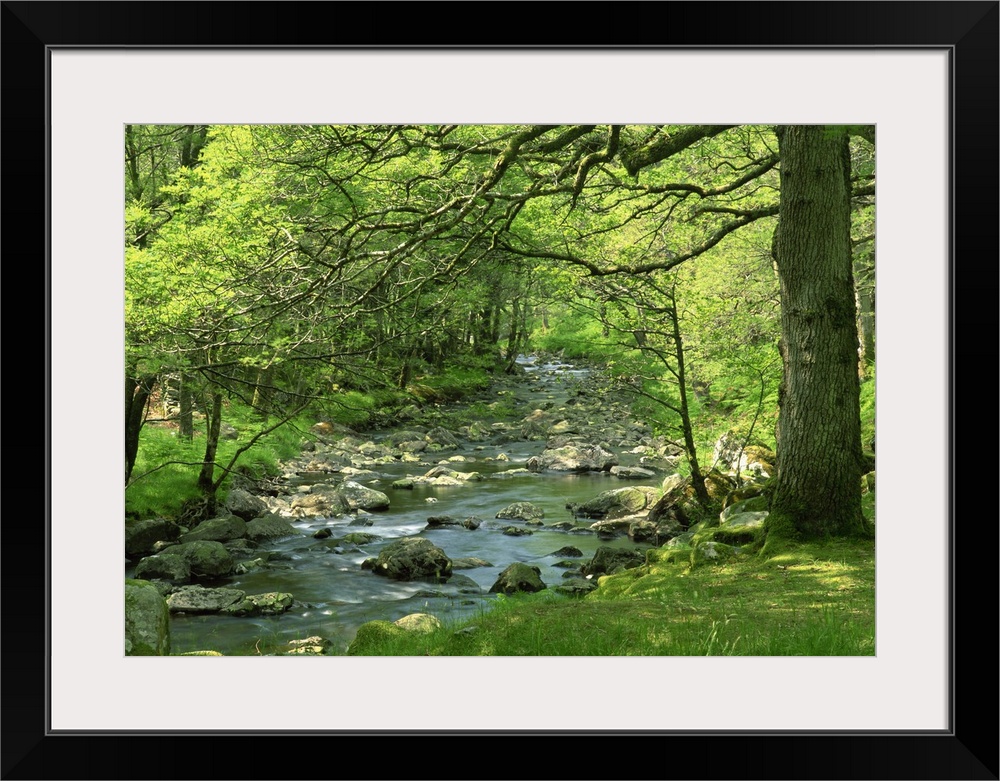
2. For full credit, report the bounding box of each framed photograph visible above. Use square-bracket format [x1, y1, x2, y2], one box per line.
[5, 2, 996, 778]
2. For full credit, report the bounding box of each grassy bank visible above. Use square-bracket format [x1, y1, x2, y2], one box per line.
[345, 537, 875, 656]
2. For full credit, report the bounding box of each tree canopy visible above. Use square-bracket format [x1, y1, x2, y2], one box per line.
[126, 123, 875, 540]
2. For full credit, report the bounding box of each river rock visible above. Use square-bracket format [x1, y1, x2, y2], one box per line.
[425, 427, 459, 449]
[125, 517, 181, 557]
[224, 489, 269, 520]
[570, 486, 660, 520]
[489, 563, 546, 594]
[495, 501, 545, 521]
[180, 514, 247, 543]
[394, 613, 442, 633]
[526, 444, 618, 473]
[125, 579, 171, 655]
[246, 513, 301, 541]
[222, 591, 294, 616]
[169, 540, 235, 578]
[134, 552, 191, 583]
[290, 488, 351, 517]
[609, 465, 658, 480]
[555, 578, 598, 597]
[167, 585, 246, 613]
[338, 481, 391, 511]
[368, 537, 452, 582]
[452, 557, 493, 569]
[583, 546, 647, 577]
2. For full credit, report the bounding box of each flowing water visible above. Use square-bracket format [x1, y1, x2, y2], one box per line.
[151, 357, 663, 655]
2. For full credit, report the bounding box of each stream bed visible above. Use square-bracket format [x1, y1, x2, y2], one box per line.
[139, 357, 665, 655]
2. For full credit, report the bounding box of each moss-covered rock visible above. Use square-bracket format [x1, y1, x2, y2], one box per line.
[394, 613, 442, 633]
[347, 620, 407, 654]
[134, 552, 191, 583]
[125, 579, 170, 656]
[179, 514, 247, 544]
[169, 540, 235, 578]
[370, 537, 452, 582]
[583, 546, 647, 577]
[246, 513, 301, 542]
[125, 518, 181, 557]
[691, 540, 742, 567]
[489, 562, 546, 594]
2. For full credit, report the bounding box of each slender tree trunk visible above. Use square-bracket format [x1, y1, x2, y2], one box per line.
[857, 283, 876, 374]
[769, 125, 865, 539]
[197, 391, 223, 511]
[125, 373, 157, 483]
[178, 373, 194, 440]
[666, 289, 712, 508]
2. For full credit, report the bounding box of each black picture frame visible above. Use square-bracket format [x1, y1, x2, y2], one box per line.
[3, 2, 997, 779]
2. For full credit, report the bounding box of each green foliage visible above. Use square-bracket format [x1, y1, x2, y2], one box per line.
[125, 397, 310, 519]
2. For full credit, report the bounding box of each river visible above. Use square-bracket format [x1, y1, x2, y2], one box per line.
[156, 357, 664, 655]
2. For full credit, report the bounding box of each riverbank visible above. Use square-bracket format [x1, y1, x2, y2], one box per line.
[125, 355, 875, 656]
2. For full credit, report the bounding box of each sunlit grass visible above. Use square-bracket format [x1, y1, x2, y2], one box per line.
[342, 538, 875, 657]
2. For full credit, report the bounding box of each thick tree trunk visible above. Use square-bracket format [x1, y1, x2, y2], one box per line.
[769, 126, 865, 539]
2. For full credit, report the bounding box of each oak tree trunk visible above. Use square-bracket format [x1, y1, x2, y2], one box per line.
[770, 126, 865, 539]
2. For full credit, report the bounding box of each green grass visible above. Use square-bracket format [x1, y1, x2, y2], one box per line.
[341, 537, 875, 656]
[125, 404, 312, 518]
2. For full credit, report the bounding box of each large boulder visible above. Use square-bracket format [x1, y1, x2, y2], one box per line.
[168, 540, 235, 578]
[125, 579, 171, 655]
[526, 444, 618, 473]
[569, 486, 660, 520]
[394, 613, 442, 633]
[489, 563, 546, 595]
[246, 513, 300, 542]
[167, 585, 245, 613]
[583, 546, 647, 577]
[224, 488, 268, 521]
[125, 518, 181, 557]
[291, 484, 352, 517]
[368, 537, 452, 582]
[338, 481, 390, 511]
[179, 514, 247, 544]
[347, 620, 406, 655]
[133, 552, 191, 583]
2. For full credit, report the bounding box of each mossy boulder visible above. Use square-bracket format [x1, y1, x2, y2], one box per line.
[222, 591, 294, 616]
[134, 552, 192, 583]
[583, 546, 647, 577]
[393, 613, 442, 633]
[347, 620, 407, 654]
[570, 486, 660, 520]
[369, 537, 452, 582]
[169, 540, 235, 578]
[125, 518, 181, 557]
[337, 481, 391, 511]
[179, 514, 247, 544]
[691, 540, 742, 567]
[224, 488, 269, 521]
[246, 513, 300, 542]
[489, 563, 546, 595]
[125, 579, 171, 656]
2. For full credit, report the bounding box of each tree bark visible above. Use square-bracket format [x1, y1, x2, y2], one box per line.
[125, 373, 157, 484]
[197, 391, 224, 511]
[769, 126, 865, 539]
